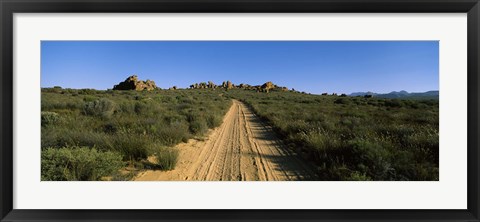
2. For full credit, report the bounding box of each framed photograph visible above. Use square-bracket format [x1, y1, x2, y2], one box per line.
[1, 0, 479, 221]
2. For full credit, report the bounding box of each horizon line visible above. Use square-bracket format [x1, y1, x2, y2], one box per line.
[40, 85, 439, 95]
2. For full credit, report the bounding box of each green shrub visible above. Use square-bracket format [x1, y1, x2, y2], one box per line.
[347, 139, 392, 180]
[206, 113, 223, 128]
[111, 133, 152, 161]
[153, 146, 179, 170]
[189, 119, 208, 135]
[41, 111, 61, 127]
[348, 171, 372, 181]
[155, 121, 190, 146]
[384, 99, 404, 108]
[83, 95, 97, 102]
[334, 98, 350, 105]
[134, 102, 148, 114]
[41, 127, 111, 150]
[78, 89, 97, 95]
[41, 146, 123, 181]
[83, 98, 117, 118]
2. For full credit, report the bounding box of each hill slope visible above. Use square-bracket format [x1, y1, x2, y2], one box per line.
[349, 90, 439, 100]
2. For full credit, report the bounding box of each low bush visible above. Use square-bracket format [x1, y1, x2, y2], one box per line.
[334, 98, 350, 105]
[189, 119, 209, 135]
[83, 98, 117, 118]
[155, 121, 190, 146]
[384, 99, 404, 108]
[206, 113, 223, 128]
[111, 133, 152, 161]
[41, 111, 61, 127]
[41, 146, 123, 181]
[153, 146, 179, 171]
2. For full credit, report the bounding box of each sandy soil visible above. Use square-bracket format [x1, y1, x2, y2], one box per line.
[134, 100, 318, 181]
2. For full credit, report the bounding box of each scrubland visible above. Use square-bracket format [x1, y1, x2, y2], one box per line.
[41, 87, 438, 181]
[227, 90, 439, 181]
[41, 88, 231, 180]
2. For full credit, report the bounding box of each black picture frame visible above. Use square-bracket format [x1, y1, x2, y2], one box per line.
[1, 0, 479, 221]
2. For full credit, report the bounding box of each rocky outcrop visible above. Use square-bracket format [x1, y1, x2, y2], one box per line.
[227, 81, 233, 89]
[260, 81, 277, 92]
[188, 80, 290, 93]
[261, 81, 275, 90]
[220, 81, 233, 89]
[113, 75, 157, 91]
[190, 81, 218, 89]
[208, 81, 216, 89]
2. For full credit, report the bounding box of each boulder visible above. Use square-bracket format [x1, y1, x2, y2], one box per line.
[208, 81, 216, 89]
[113, 75, 157, 91]
[238, 83, 253, 90]
[261, 81, 275, 92]
[261, 81, 274, 90]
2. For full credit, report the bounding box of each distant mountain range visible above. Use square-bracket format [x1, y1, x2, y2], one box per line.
[349, 90, 439, 100]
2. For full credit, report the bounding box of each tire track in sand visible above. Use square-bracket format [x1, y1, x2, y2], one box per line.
[134, 99, 318, 181]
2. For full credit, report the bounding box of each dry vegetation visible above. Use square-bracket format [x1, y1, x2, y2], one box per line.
[41, 87, 438, 181]
[227, 90, 439, 181]
[41, 87, 231, 180]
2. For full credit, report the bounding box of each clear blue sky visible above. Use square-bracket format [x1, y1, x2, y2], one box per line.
[41, 41, 438, 94]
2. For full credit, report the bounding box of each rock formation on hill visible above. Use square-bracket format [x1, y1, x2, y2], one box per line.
[190, 81, 218, 89]
[113, 75, 157, 91]
[208, 81, 216, 89]
[189, 80, 290, 93]
[261, 81, 276, 92]
[110, 76, 296, 93]
[261, 81, 274, 90]
[226, 81, 233, 89]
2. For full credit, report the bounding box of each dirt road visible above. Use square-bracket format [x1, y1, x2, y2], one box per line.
[134, 100, 318, 181]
